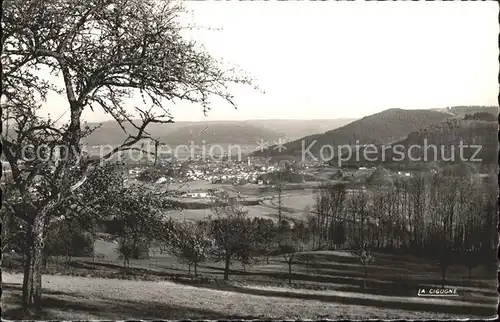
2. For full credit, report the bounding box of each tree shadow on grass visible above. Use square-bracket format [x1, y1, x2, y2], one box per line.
[302, 260, 415, 273]
[200, 264, 414, 290]
[172, 280, 497, 318]
[2, 284, 260, 320]
[76, 260, 194, 279]
[2, 283, 75, 297]
[201, 263, 496, 294]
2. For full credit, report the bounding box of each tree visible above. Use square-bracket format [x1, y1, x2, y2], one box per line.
[350, 247, 375, 290]
[312, 185, 330, 248]
[2, 0, 253, 313]
[305, 212, 320, 250]
[44, 217, 94, 267]
[333, 221, 346, 249]
[278, 225, 303, 285]
[427, 172, 458, 287]
[137, 167, 164, 182]
[111, 185, 173, 269]
[1, 204, 27, 255]
[294, 220, 311, 248]
[170, 220, 213, 276]
[312, 183, 347, 249]
[210, 193, 258, 280]
[348, 189, 370, 248]
[274, 173, 284, 222]
[325, 184, 347, 249]
[462, 249, 481, 281]
[301, 252, 315, 275]
[252, 217, 277, 264]
[438, 245, 453, 288]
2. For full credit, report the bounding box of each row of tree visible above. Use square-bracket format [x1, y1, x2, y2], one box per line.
[308, 168, 497, 284]
[161, 192, 308, 283]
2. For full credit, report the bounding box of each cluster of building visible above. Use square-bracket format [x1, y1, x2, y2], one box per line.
[126, 157, 288, 185]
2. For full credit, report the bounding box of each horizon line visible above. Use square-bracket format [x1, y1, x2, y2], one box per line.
[81, 105, 499, 124]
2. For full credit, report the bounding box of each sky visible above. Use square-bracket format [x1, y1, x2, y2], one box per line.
[40, 1, 499, 123]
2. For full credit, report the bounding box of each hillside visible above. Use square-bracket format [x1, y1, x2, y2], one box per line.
[432, 106, 498, 118]
[81, 119, 355, 147]
[82, 121, 286, 147]
[341, 119, 498, 169]
[156, 122, 286, 145]
[254, 108, 452, 158]
[395, 119, 498, 166]
[245, 119, 356, 142]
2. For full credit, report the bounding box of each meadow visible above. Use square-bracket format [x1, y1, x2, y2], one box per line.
[3, 241, 497, 320]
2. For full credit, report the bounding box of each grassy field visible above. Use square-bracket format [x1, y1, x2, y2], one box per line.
[161, 205, 279, 221]
[157, 179, 318, 222]
[3, 243, 497, 320]
[3, 271, 493, 320]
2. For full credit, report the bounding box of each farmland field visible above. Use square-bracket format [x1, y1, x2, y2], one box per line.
[164, 205, 278, 221]
[153, 179, 321, 222]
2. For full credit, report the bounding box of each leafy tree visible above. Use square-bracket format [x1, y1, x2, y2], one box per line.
[44, 217, 94, 267]
[111, 185, 173, 268]
[1, 205, 27, 255]
[137, 168, 164, 182]
[252, 218, 277, 264]
[210, 193, 258, 280]
[2, 0, 253, 313]
[170, 220, 213, 276]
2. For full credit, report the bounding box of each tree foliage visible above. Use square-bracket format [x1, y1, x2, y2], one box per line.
[2, 0, 254, 313]
[169, 220, 213, 276]
[209, 192, 259, 280]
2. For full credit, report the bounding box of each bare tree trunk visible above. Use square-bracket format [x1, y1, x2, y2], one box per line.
[22, 227, 34, 311]
[224, 256, 230, 281]
[194, 262, 198, 276]
[364, 264, 368, 290]
[441, 266, 446, 288]
[22, 210, 48, 315]
[288, 260, 292, 285]
[42, 254, 48, 269]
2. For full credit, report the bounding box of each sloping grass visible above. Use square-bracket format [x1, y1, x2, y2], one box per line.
[2, 273, 489, 320]
[3, 246, 496, 320]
